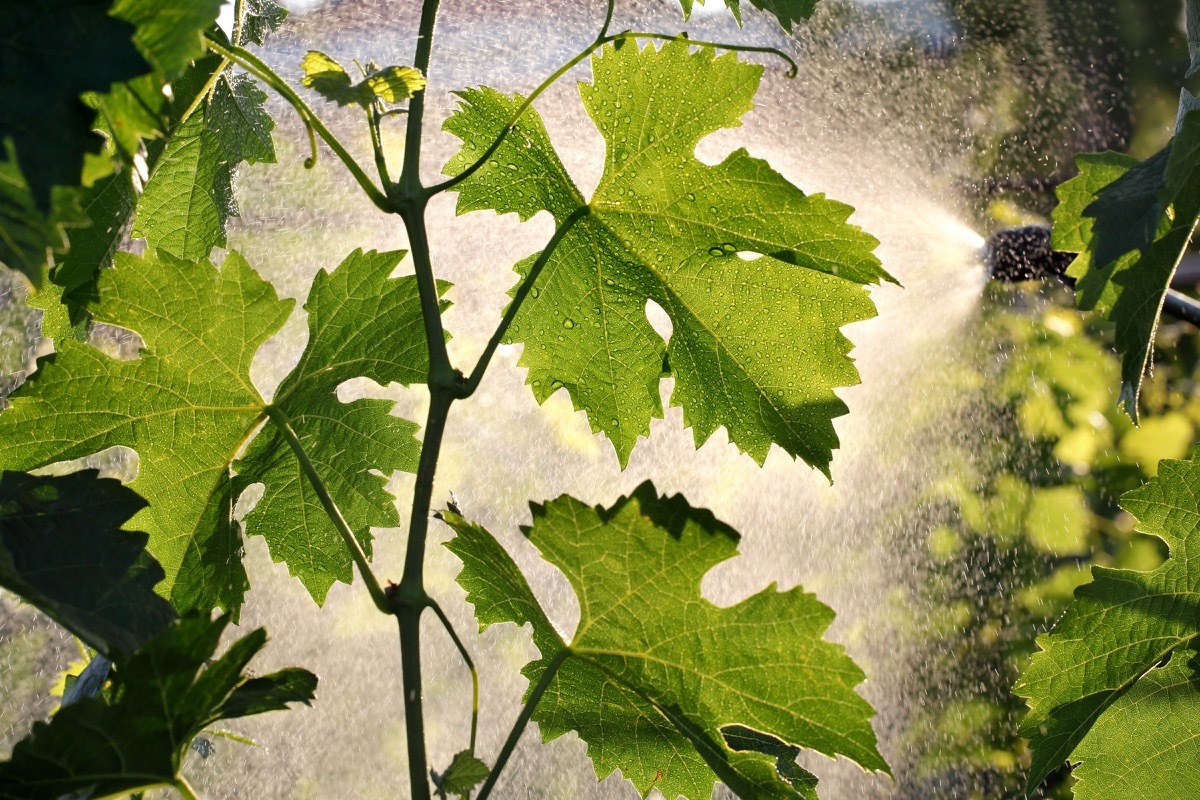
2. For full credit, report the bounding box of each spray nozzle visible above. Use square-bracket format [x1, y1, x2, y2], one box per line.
[982, 225, 1200, 328]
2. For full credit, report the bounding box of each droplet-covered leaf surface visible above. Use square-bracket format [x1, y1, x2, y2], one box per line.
[444, 41, 887, 472]
[443, 483, 886, 799]
[0, 614, 316, 800]
[0, 469, 176, 657]
[0, 249, 431, 611]
[675, 0, 820, 32]
[1014, 450, 1200, 790]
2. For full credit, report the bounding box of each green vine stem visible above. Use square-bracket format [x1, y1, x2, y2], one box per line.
[429, 599, 481, 752]
[474, 650, 571, 800]
[263, 405, 391, 614]
[174, 777, 202, 800]
[203, 36, 393, 212]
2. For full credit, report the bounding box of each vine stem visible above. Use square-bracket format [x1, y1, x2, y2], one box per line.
[203, 36, 393, 212]
[429, 599, 480, 752]
[474, 650, 571, 800]
[461, 205, 590, 397]
[263, 405, 391, 614]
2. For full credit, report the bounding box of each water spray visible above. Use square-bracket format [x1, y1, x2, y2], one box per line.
[983, 225, 1200, 327]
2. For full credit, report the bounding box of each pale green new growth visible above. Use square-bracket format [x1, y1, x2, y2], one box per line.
[301, 51, 426, 108]
[443, 484, 886, 799]
[443, 41, 888, 473]
[1014, 450, 1200, 790]
[0, 248, 430, 610]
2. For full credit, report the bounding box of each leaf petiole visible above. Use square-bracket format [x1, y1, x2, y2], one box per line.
[262, 404, 391, 614]
[174, 776, 203, 800]
[474, 650, 570, 800]
[429, 599, 480, 752]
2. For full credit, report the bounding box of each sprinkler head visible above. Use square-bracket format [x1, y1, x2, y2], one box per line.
[984, 225, 1074, 283]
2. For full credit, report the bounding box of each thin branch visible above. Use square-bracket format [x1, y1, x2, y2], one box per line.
[399, 0, 442, 195]
[231, 0, 247, 45]
[474, 650, 571, 800]
[428, 599, 480, 752]
[263, 405, 391, 614]
[203, 36, 392, 212]
[460, 205, 590, 397]
[368, 105, 395, 197]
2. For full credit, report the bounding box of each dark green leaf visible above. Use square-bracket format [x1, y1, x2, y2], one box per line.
[0, 146, 61, 287]
[442, 483, 887, 799]
[1083, 146, 1171, 271]
[54, 168, 136, 319]
[1014, 450, 1200, 790]
[0, 614, 315, 800]
[0, 469, 176, 658]
[111, 0, 223, 80]
[444, 41, 886, 472]
[208, 73, 277, 166]
[0, 0, 148, 211]
[677, 0, 820, 31]
[1188, 0, 1200, 79]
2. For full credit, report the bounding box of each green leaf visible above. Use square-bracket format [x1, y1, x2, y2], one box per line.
[54, 168, 137, 318]
[442, 483, 887, 799]
[0, 469, 176, 657]
[432, 750, 490, 799]
[1067, 649, 1200, 800]
[0, 146, 62, 287]
[0, 0, 148, 212]
[90, 73, 169, 161]
[235, 249, 433, 602]
[208, 73, 277, 166]
[0, 248, 431, 611]
[1052, 114, 1200, 419]
[1013, 450, 1200, 790]
[1188, 0, 1200, 79]
[132, 112, 235, 259]
[301, 51, 426, 108]
[443, 41, 886, 472]
[0, 614, 315, 800]
[676, 0, 819, 31]
[111, 0, 223, 79]
[238, 0, 288, 46]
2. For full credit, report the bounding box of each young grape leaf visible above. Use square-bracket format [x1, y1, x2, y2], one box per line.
[0, 0, 147, 213]
[676, 0, 819, 31]
[1067, 649, 1200, 800]
[301, 51, 427, 108]
[0, 248, 432, 611]
[0, 469, 176, 658]
[0, 613, 316, 800]
[239, 0, 289, 46]
[441, 483, 887, 799]
[1051, 113, 1200, 419]
[432, 750, 490, 799]
[443, 41, 887, 473]
[1013, 450, 1200, 790]
[111, 0, 223, 80]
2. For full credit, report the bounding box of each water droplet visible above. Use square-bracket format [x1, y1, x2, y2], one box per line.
[506, 163, 518, 171]
[563, 318, 575, 329]
[708, 206, 718, 215]
[708, 246, 726, 257]
[610, 418, 619, 426]
[550, 380, 564, 390]
[686, 193, 696, 202]
[530, 288, 540, 298]
[604, 278, 615, 286]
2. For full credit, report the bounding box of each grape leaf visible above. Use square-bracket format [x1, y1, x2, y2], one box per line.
[676, 0, 819, 31]
[0, 248, 432, 611]
[54, 168, 136, 319]
[301, 51, 427, 108]
[1013, 450, 1200, 790]
[239, 0, 289, 46]
[111, 0, 223, 80]
[0, 0, 147, 213]
[235, 249, 435, 602]
[443, 41, 887, 472]
[441, 483, 887, 799]
[1067, 649, 1200, 800]
[0, 147, 66, 287]
[432, 750, 490, 799]
[1051, 113, 1200, 419]
[0, 469, 176, 658]
[1188, 0, 1200, 79]
[0, 613, 316, 800]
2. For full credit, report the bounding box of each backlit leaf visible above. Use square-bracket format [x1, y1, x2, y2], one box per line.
[443, 41, 887, 472]
[1014, 450, 1200, 790]
[111, 0, 223, 79]
[0, 248, 431, 611]
[442, 483, 887, 799]
[676, 0, 820, 31]
[301, 51, 426, 108]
